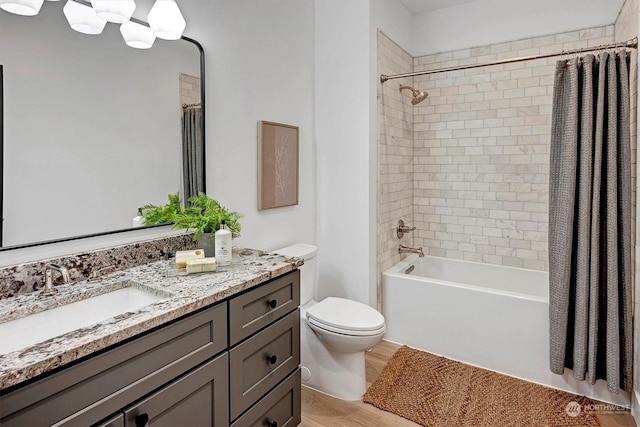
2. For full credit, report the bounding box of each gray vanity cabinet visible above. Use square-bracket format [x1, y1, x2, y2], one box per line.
[1, 302, 228, 427]
[0, 269, 301, 427]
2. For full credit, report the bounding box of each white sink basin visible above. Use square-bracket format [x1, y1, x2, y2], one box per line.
[0, 286, 167, 356]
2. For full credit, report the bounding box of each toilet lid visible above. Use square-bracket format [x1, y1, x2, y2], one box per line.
[306, 297, 385, 333]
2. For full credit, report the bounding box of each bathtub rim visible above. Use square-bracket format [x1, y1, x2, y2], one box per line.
[383, 254, 549, 303]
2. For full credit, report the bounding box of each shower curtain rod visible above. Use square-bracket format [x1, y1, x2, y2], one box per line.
[380, 37, 638, 83]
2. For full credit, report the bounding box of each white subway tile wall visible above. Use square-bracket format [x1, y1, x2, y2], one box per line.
[379, 22, 637, 279]
[180, 73, 201, 106]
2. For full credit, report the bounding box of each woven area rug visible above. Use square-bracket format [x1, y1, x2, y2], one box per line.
[364, 346, 601, 427]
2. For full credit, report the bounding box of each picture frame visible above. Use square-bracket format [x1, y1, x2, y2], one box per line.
[257, 121, 299, 210]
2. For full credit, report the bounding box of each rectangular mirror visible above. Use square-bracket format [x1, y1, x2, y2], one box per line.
[0, 2, 205, 250]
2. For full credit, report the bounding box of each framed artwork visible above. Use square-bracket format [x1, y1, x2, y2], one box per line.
[258, 121, 299, 210]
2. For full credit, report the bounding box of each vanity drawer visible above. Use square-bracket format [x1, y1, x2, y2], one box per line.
[229, 309, 300, 420]
[123, 352, 229, 427]
[1, 302, 227, 427]
[229, 270, 300, 345]
[231, 368, 301, 427]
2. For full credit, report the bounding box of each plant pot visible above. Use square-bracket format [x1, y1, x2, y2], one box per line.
[196, 233, 215, 257]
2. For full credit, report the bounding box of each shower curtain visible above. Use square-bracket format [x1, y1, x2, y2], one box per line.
[548, 51, 633, 393]
[182, 106, 203, 201]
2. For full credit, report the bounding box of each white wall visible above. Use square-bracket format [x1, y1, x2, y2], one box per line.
[371, 0, 414, 55]
[411, 0, 625, 55]
[315, 0, 373, 305]
[311, 0, 414, 308]
[197, 0, 316, 252]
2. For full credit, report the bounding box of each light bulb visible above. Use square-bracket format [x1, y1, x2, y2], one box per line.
[63, 0, 106, 35]
[148, 0, 185, 40]
[91, 0, 135, 24]
[120, 20, 155, 49]
[0, 0, 44, 16]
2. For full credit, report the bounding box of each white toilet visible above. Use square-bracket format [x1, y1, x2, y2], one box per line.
[274, 244, 386, 400]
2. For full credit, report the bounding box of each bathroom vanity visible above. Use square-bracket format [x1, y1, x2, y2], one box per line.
[0, 249, 302, 427]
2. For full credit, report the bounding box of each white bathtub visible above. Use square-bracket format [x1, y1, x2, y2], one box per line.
[382, 254, 630, 406]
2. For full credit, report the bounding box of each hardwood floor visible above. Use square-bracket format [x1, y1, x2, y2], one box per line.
[300, 340, 637, 427]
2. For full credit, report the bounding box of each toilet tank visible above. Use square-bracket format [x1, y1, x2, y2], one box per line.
[273, 244, 317, 305]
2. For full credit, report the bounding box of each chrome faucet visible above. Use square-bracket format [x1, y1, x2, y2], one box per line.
[399, 244, 424, 257]
[40, 263, 70, 296]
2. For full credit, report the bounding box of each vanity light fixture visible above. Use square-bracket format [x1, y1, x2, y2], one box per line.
[63, 0, 106, 35]
[120, 20, 155, 49]
[90, 0, 134, 24]
[147, 0, 185, 40]
[0, 0, 187, 49]
[0, 0, 45, 16]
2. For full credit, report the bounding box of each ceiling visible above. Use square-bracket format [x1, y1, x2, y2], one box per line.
[398, 0, 481, 14]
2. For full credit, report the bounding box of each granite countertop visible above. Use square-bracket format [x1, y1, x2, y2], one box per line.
[0, 248, 303, 391]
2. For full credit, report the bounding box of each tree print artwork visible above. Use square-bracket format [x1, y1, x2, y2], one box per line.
[258, 121, 299, 210]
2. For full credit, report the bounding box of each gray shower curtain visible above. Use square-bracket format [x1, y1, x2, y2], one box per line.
[549, 51, 633, 393]
[182, 107, 203, 201]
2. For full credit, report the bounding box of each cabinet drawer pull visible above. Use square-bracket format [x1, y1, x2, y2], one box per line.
[265, 420, 278, 427]
[267, 354, 278, 365]
[135, 413, 150, 427]
[267, 299, 278, 309]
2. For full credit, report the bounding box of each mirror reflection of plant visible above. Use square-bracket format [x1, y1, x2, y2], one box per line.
[140, 192, 182, 225]
[141, 192, 242, 241]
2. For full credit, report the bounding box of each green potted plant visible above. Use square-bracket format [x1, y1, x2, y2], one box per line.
[142, 192, 242, 255]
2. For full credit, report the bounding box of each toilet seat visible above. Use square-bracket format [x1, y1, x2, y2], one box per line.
[307, 317, 386, 337]
[306, 297, 386, 336]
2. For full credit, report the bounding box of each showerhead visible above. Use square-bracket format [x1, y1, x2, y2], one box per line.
[411, 90, 428, 105]
[399, 84, 428, 105]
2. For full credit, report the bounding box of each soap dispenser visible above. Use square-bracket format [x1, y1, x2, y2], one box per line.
[214, 220, 232, 264]
[132, 208, 144, 227]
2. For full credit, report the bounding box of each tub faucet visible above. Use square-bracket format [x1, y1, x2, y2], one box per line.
[39, 263, 70, 296]
[399, 244, 424, 257]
